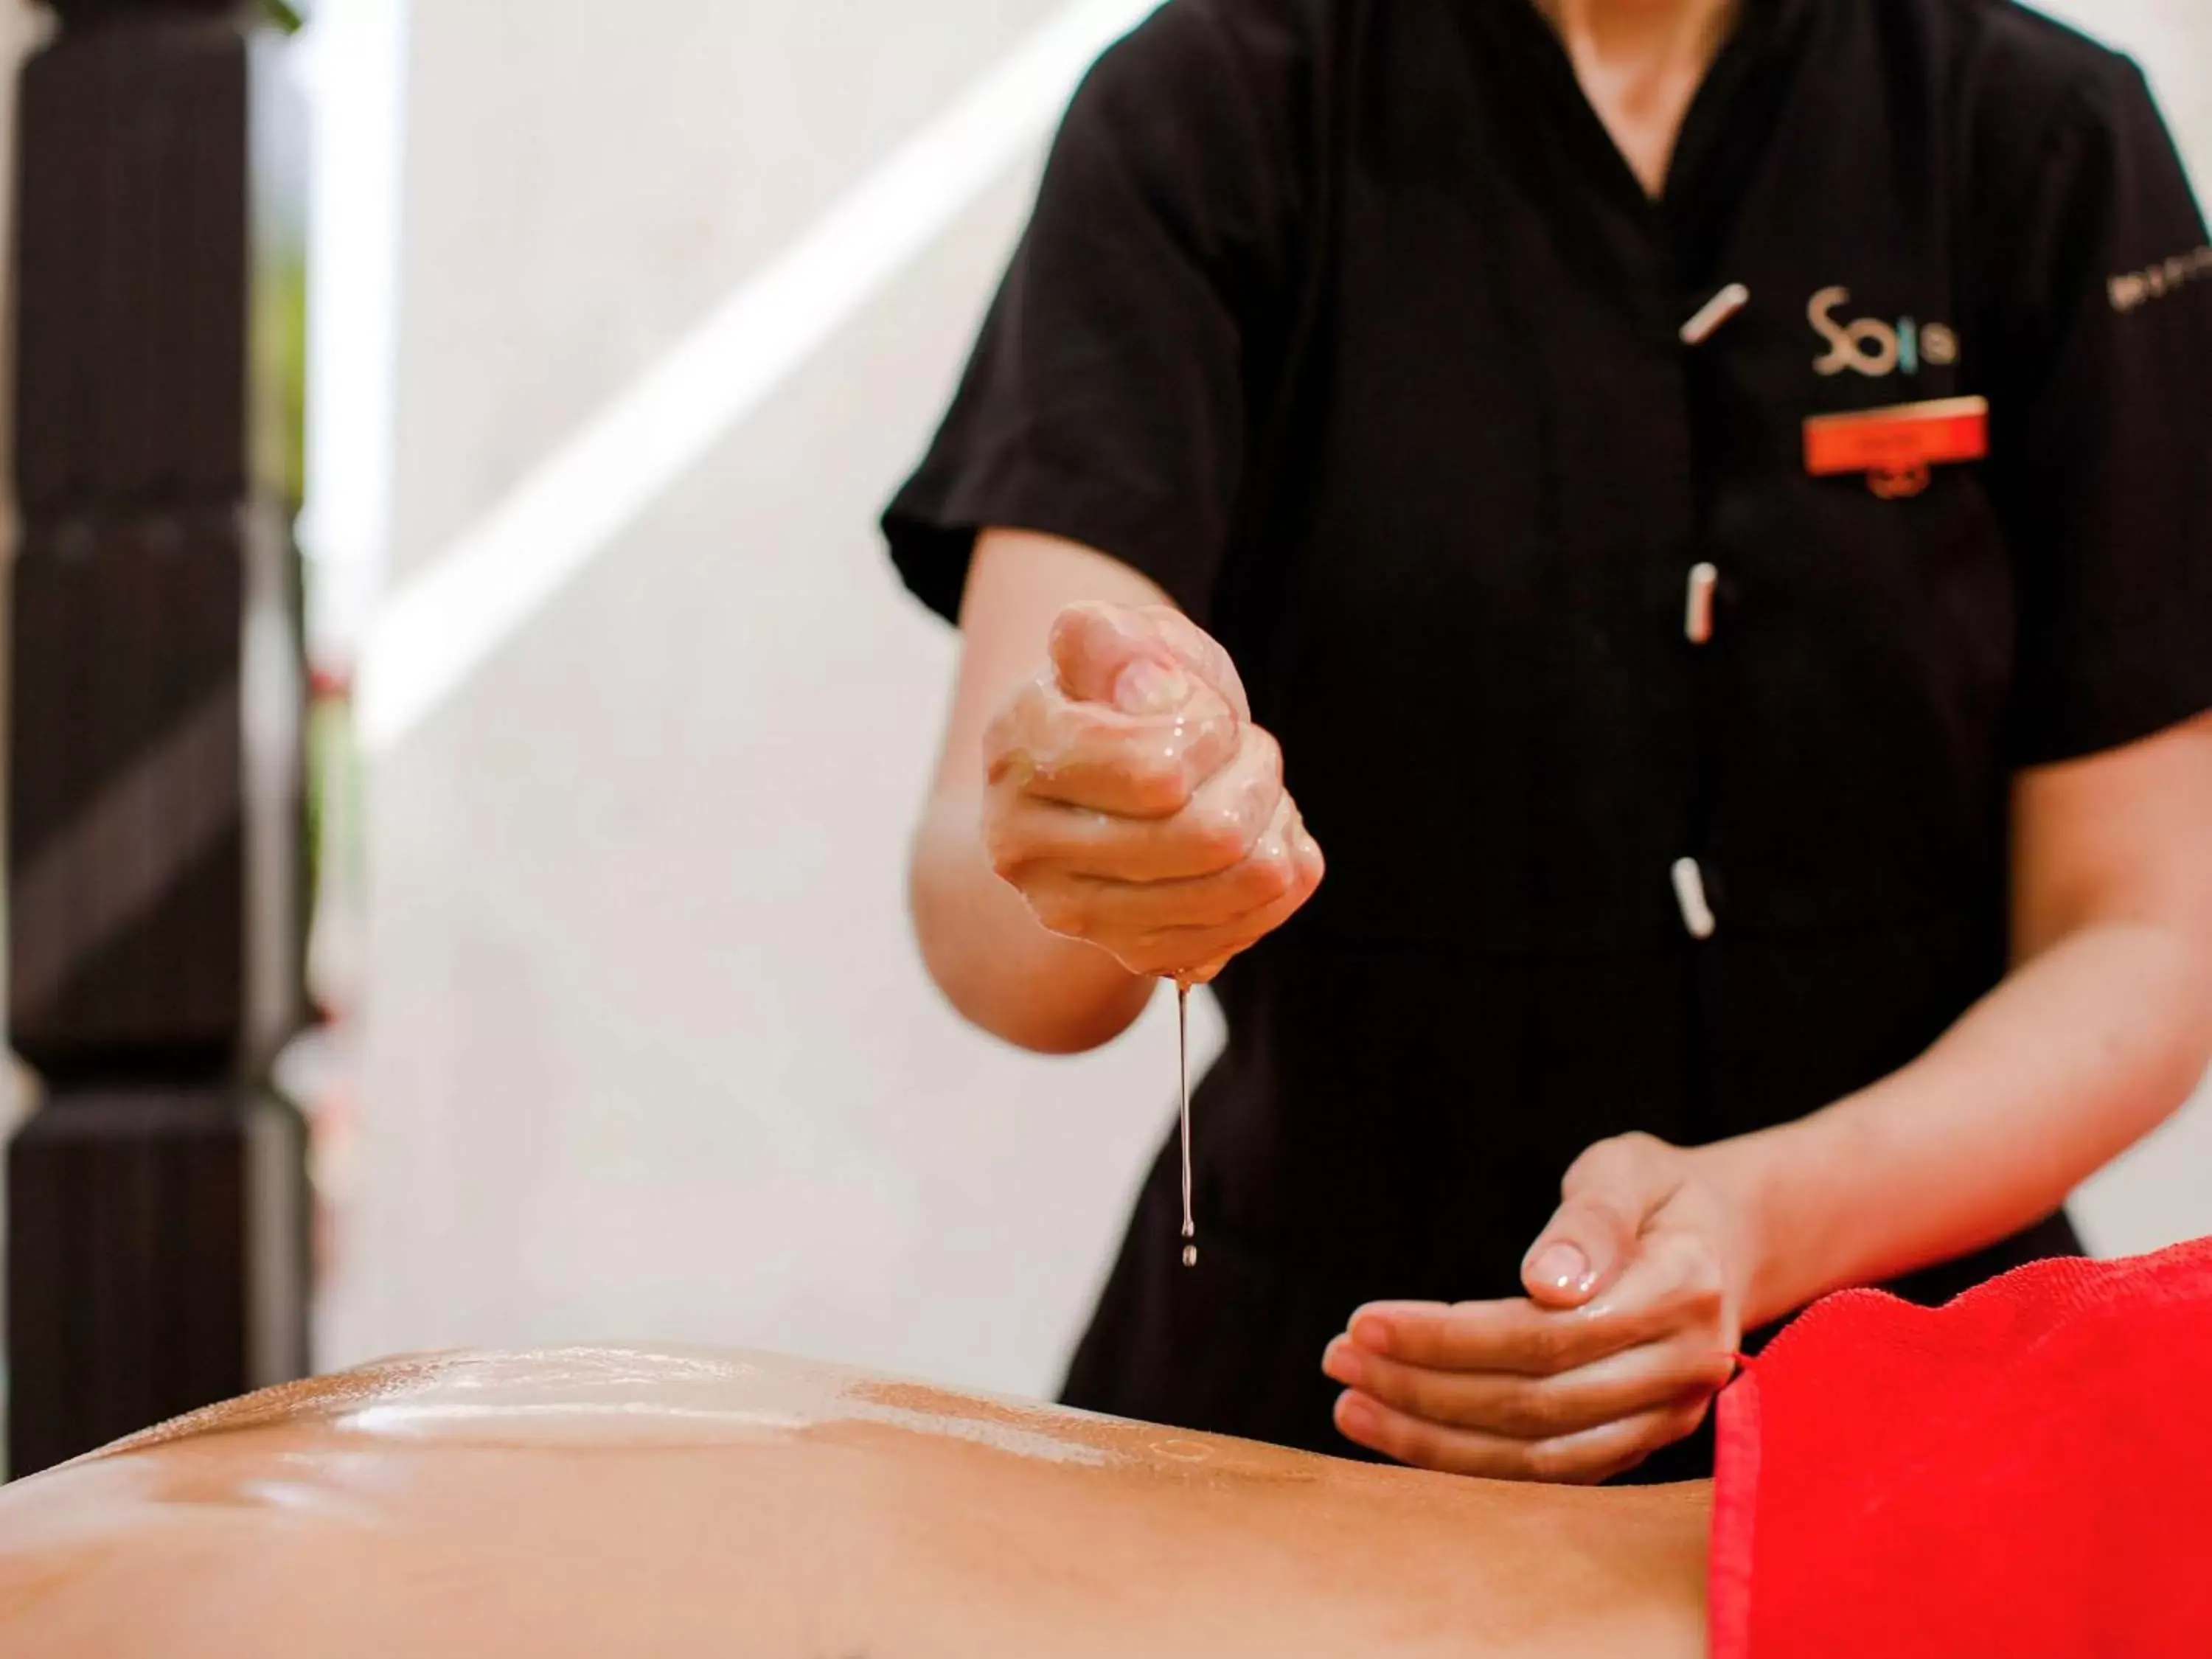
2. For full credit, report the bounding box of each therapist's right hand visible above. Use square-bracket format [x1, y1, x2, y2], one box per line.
[981, 601, 1324, 984]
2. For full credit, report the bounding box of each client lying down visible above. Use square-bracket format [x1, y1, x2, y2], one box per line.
[1, 1241, 2206, 1658]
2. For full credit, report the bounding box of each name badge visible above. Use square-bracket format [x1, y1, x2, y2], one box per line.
[1803, 395, 1989, 498]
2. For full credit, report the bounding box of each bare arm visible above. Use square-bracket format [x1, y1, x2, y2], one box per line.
[1329, 712, 2212, 1483]
[910, 530, 1166, 1054]
[1717, 710, 2212, 1322]
[911, 527, 1322, 1054]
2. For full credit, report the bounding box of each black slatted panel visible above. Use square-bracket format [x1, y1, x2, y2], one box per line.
[6, 0, 310, 1479]
[5, 1088, 308, 1473]
[9, 518, 248, 1073]
[15, 21, 248, 513]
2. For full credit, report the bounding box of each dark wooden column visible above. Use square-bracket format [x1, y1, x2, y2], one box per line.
[5, 0, 310, 1477]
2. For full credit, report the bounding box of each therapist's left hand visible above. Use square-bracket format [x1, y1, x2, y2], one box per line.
[1322, 1133, 1750, 1483]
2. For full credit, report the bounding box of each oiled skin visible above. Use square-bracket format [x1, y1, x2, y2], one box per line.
[0, 1347, 1711, 1658]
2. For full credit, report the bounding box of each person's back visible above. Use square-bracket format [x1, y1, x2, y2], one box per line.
[0, 1344, 1708, 1659]
[6, 1242, 2212, 1655]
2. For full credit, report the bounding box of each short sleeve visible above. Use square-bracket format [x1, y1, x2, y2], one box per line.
[882, 0, 1311, 625]
[1986, 59, 2212, 765]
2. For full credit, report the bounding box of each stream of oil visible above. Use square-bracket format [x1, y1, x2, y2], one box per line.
[1178, 981, 1197, 1267]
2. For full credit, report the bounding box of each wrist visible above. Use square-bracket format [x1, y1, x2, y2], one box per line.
[1686, 1127, 1820, 1331]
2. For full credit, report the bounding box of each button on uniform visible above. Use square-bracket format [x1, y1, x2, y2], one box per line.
[1680, 282, 1750, 346]
[1672, 855, 1717, 940]
[1676, 287, 1735, 945]
[1684, 563, 1719, 645]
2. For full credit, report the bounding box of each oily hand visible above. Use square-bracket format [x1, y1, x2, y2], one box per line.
[982, 602, 1323, 984]
[1323, 1134, 1747, 1483]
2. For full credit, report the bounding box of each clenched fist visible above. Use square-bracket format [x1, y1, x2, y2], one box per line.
[981, 602, 1323, 983]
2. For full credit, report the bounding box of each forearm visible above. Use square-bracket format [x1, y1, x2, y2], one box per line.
[1704, 919, 2212, 1328]
[909, 787, 1156, 1054]
[908, 528, 1174, 1054]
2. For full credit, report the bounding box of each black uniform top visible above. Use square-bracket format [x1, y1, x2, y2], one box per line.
[884, 0, 2212, 1477]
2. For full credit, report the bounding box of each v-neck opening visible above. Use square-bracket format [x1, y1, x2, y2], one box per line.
[1478, 0, 1807, 232]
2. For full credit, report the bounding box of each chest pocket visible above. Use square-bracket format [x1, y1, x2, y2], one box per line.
[1703, 459, 2015, 930]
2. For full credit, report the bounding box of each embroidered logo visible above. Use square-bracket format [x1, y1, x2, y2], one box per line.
[1809, 287, 1959, 378]
[2109, 247, 2212, 313]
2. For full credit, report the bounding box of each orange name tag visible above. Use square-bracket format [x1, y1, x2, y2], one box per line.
[1803, 396, 1989, 497]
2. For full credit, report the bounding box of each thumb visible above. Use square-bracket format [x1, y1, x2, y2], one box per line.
[1133, 605, 1253, 723]
[1048, 602, 1190, 714]
[1522, 1133, 1682, 1310]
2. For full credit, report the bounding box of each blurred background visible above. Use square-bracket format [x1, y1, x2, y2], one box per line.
[0, 0, 2205, 1470]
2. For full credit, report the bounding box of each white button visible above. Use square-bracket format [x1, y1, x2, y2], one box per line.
[1672, 857, 1717, 940]
[1680, 283, 1750, 346]
[1685, 563, 1719, 644]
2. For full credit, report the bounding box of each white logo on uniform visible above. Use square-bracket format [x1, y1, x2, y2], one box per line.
[2109, 246, 2212, 313]
[1809, 286, 1958, 378]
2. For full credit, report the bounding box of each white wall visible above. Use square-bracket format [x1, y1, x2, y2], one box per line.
[329, 0, 1208, 1397]
[327, 0, 2212, 1389]
[2031, 0, 2212, 1259]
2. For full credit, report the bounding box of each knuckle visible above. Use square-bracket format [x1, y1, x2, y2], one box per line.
[1524, 1321, 1579, 1375]
[981, 739, 1029, 790]
[1525, 1433, 1610, 1485]
[1570, 1142, 1625, 1186]
[1185, 706, 1239, 767]
[1389, 1419, 1438, 1469]
[1397, 1370, 1454, 1426]
[1560, 1145, 1607, 1192]
[1579, 1192, 1640, 1244]
[987, 677, 1051, 745]
[1572, 1131, 1661, 1186]
[1503, 1440, 1551, 1482]
[1128, 759, 1194, 816]
[981, 818, 1031, 883]
[979, 703, 1023, 761]
[1248, 723, 1284, 782]
[1196, 809, 1253, 869]
[1698, 1349, 1740, 1391]
[1237, 779, 1279, 843]
[1032, 888, 1090, 938]
[1521, 1439, 1570, 1482]
[1245, 848, 1295, 903]
[1505, 1383, 1574, 1439]
[1563, 1452, 1630, 1486]
[1343, 1404, 1390, 1453]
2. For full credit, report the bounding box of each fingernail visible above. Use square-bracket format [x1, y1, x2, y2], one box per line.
[1335, 1392, 1376, 1439]
[1349, 1312, 1394, 1354]
[1321, 1339, 1366, 1388]
[1111, 659, 1187, 715]
[1528, 1243, 1592, 1295]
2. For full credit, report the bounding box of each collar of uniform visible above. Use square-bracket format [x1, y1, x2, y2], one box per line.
[1468, 0, 1822, 277]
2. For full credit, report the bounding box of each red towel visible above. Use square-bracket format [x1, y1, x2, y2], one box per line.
[1710, 1237, 2212, 1659]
